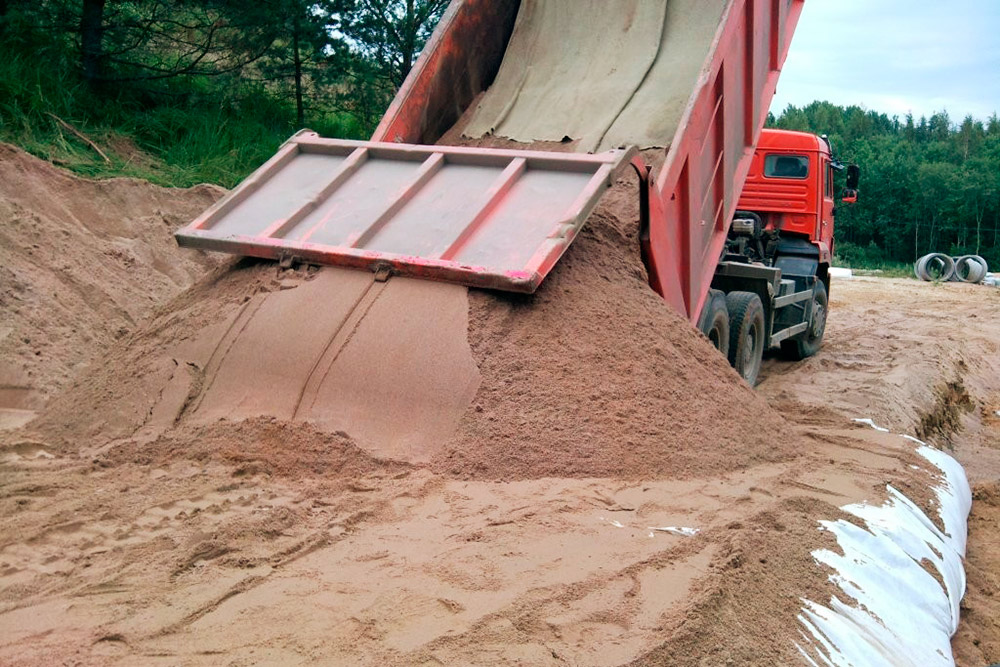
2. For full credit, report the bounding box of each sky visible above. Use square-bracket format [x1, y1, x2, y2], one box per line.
[769, 0, 1000, 122]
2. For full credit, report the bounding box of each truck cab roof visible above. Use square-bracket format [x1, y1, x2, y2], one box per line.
[757, 128, 830, 155]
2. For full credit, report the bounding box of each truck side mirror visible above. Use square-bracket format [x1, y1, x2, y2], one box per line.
[845, 164, 860, 190]
[840, 164, 859, 203]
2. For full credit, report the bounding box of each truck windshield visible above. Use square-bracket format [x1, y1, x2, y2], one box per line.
[764, 154, 809, 179]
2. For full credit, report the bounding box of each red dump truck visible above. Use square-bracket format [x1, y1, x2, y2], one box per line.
[701, 128, 859, 382]
[177, 0, 858, 385]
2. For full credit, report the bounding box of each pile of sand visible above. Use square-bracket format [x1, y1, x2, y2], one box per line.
[20, 149, 790, 485]
[0, 144, 223, 425]
[435, 169, 790, 480]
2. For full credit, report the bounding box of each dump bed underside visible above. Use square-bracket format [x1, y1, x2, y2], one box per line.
[177, 134, 633, 292]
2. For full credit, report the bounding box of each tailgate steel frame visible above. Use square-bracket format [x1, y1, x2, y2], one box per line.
[176, 132, 634, 293]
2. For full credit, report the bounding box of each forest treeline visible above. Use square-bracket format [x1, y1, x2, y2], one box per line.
[0, 0, 446, 185]
[1, 2, 998, 270]
[769, 102, 1000, 269]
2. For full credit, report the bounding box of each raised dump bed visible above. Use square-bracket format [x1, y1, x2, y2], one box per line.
[179, 0, 805, 320]
[375, 0, 805, 322]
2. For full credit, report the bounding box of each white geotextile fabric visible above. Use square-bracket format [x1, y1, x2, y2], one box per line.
[462, 0, 728, 152]
[796, 427, 972, 667]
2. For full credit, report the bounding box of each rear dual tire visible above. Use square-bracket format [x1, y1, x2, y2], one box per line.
[698, 290, 730, 358]
[725, 291, 765, 387]
[702, 283, 825, 386]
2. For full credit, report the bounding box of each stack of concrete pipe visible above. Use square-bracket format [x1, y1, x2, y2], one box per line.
[913, 253, 990, 283]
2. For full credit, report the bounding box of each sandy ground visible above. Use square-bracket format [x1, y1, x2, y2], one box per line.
[0, 145, 998, 665]
[759, 276, 1000, 666]
[1, 275, 997, 665]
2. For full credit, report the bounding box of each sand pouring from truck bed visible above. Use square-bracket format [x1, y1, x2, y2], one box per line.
[26, 158, 791, 482]
[433, 170, 791, 480]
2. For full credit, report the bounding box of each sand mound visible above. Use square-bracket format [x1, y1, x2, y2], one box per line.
[23, 153, 790, 485]
[433, 171, 790, 480]
[29, 257, 484, 467]
[0, 143, 224, 423]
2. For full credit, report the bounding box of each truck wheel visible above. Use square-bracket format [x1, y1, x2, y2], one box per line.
[697, 290, 730, 357]
[726, 291, 765, 386]
[781, 280, 828, 360]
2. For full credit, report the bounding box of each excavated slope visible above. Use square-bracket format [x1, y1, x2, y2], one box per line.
[0, 144, 222, 427]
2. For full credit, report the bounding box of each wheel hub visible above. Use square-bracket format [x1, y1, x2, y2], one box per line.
[811, 302, 826, 339]
[743, 326, 757, 368]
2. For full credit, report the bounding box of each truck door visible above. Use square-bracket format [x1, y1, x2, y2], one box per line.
[820, 158, 835, 248]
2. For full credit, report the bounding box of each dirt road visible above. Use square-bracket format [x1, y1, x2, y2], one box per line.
[759, 276, 1000, 666]
[2, 274, 997, 666]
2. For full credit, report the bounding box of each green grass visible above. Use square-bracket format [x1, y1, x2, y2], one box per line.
[833, 260, 916, 279]
[0, 23, 366, 188]
[831, 240, 917, 278]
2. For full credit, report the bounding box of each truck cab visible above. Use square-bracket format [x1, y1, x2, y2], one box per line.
[697, 129, 859, 384]
[738, 129, 839, 267]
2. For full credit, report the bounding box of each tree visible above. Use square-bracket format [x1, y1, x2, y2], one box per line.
[248, 0, 339, 127]
[64, 1, 281, 87]
[335, 0, 448, 87]
[960, 160, 997, 254]
[80, 0, 104, 82]
[768, 102, 1000, 268]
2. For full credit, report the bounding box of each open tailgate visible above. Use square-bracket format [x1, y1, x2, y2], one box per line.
[176, 132, 635, 293]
